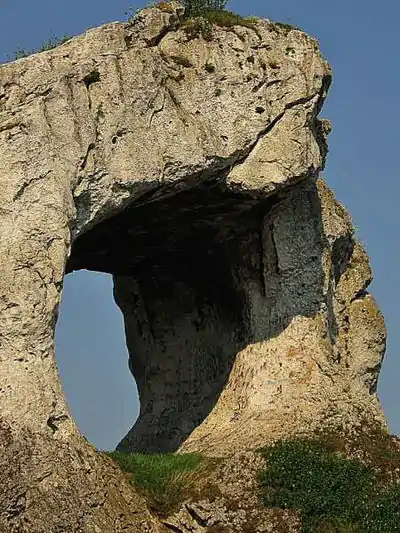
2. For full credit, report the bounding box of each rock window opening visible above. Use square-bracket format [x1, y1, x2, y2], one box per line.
[55, 270, 139, 451]
[53, 177, 382, 456]
[62, 180, 277, 454]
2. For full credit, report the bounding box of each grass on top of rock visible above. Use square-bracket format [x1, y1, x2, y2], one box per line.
[137, 0, 259, 41]
[272, 21, 301, 33]
[107, 450, 219, 516]
[259, 431, 400, 533]
[182, 1, 303, 37]
[183, 0, 228, 17]
[124, 2, 260, 42]
[181, 9, 259, 41]
[184, 7, 257, 27]
[12, 35, 72, 60]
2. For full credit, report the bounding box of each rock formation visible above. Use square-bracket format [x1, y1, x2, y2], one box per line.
[0, 2, 387, 531]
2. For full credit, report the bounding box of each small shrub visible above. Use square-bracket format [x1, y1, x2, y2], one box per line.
[183, 0, 228, 18]
[38, 35, 71, 52]
[182, 16, 213, 41]
[273, 21, 301, 34]
[126, 1, 257, 40]
[244, 16, 259, 24]
[108, 451, 204, 515]
[182, 10, 257, 41]
[259, 436, 400, 533]
[361, 485, 400, 533]
[260, 439, 375, 532]
[13, 35, 71, 60]
[13, 48, 31, 60]
[200, 9, 256, 30]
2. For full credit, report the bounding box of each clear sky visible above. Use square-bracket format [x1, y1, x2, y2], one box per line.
[1, 0, 398, 451]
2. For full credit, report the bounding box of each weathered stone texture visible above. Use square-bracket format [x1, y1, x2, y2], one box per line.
[0, 2, 387, 530]
[163, 451, 301, 532]
[113, 177, 386, 457]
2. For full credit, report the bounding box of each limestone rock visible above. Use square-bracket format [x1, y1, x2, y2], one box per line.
[162, 451, 300, 533]
[0, 2, 387, 530]
[113, 177, 386, 457]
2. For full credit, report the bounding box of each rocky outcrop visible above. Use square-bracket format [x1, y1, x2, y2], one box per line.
[162, 451, 301, 533]
[0, 2, 386, 530]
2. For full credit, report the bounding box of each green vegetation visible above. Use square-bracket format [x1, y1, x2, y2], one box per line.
[107, 430, 400, 530]
[125, 1, 260, 41]
[183, 0, 228, 18]
[361, 485, 400, 532]
[194, 9, 257, 29]
[259, 436, 400, 533]
[273, 21, 300, 33]
[181, 9, 258, 41]
[13, 35, 72, 60]
[107, 451, 206, 515]
[182, 16, 214, 41]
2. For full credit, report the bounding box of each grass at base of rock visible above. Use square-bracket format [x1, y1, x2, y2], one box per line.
[258, 430, 400, 533]
[107, 450, 219, 516]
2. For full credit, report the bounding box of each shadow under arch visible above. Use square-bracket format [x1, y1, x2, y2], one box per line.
[54, 270, 139, 451]
[65, 176, 334, 453]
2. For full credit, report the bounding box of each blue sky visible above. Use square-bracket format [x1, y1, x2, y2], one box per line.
[1, 0, 398, 450]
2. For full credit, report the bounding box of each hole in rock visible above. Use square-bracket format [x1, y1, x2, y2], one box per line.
[83, 70, 100, 88]
[55, 270, 139, 451]
[62, 178, 326, 453]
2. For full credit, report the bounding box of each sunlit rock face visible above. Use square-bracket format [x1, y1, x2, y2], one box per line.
[0, 1, 386, 530]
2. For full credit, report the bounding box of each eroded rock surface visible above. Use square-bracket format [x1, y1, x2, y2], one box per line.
[0, 2, 387, 530]
[112, 178, 386, 457]
[163, 451, 301, 533]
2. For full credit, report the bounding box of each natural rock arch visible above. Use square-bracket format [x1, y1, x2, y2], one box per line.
[0, 4, 386, 531]
[66, 173, 385, 457]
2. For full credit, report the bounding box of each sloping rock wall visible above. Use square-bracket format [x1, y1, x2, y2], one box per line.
[0, 2, 386, 530]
